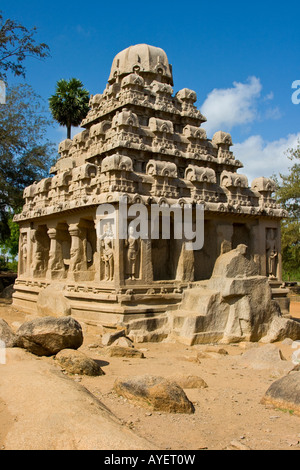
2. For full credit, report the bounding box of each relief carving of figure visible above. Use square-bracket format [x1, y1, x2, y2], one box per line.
[266, 228, 278, 278]
[125, 226, 140, 280]
[268, 248, 278, 278]
[31, 230, 45, 274]
[20, 233, 28, 274]
[101, 222, 114, 281]
[70, 247, 82, 272]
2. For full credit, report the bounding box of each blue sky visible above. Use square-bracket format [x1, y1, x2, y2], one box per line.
[2, 0, 300, 182]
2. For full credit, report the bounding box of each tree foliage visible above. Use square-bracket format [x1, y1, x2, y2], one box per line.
[0, 210, 19, 264]
[0, 83, 55, 242]
[275, 141, 300, 279]
[0, 10, 50, 80]
[49, 78, 90, 139]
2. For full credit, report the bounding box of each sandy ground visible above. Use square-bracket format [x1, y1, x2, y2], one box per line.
[1, 298, 300, 450]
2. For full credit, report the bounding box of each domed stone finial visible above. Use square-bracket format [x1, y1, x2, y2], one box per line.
[108, 44, 173, 85]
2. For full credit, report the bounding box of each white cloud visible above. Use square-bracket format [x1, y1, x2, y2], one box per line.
[76, 25, 92, 38]
[200, 77, 262, 136]
[263, 106, 281, 120]
[234, 133, 300, 183]
[263, 91, 274, 101]
[199, 76, 293, 182]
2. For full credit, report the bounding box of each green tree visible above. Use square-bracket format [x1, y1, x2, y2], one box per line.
[0, 10, 49, 80]
[0, 83, 55, 243]
[275, 141, 300, 280]
[49, 78, 90, 139]
[0, 210, 19, 271]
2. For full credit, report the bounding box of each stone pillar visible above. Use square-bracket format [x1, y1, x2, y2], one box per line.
[68, 223, 87, 281]
[113, 206, 123, 287]
[30, 228, 46, 278]
[140, 238, 153, 283]
[176, 240, 194, 282]
[93, 219, 101, 282]
[254, 222, 267, 276]
[276, 225, 283, 281]
[46, 228, 65, 280]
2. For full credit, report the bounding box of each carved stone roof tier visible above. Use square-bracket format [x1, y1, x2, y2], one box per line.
[15, 44, 288, 223]
[108, 44, 173, 85]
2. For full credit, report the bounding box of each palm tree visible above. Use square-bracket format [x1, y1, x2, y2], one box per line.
[49, 78, 90, 139]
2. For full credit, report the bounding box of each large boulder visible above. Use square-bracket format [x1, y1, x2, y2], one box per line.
[260, 316, 300, 343]
[0, 318, 17, 347]
[55, 349, 105, 376]
[0, 352, 154, 450]
[239, 343, 294, 375]
[261, 372, 300, 416]
[167, 245, 300, 345]
[0, 284, 15, 299]
[114, 375, 195, 414]
[36, 284, 71, 317]
[210, 243, 259, 280]
[16, 316, 83, 356]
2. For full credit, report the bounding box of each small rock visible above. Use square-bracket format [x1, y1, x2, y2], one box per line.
[88, 343, 101, 349]
[114, 336, 134, 348]
[286, 439, 299, 447]
[230, 440, 251, 450]
[282, 338, 294, 345]
[108, 346, 145, 358]
[171, 375, 208, 389]
[114, 375, 195, 414]
[101, 329, 126, 346]
[55, 349, 105, 376]
[196, 351, 211, 360]
[184, 355, 199, 363]
[204, 346, 229, 355]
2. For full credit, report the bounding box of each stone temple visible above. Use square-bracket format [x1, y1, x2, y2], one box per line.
[13, 44, 299, 345]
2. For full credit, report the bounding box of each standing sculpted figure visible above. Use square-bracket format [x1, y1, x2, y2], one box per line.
[125, 226, 140, 280]
[20, 233, 28, 274]
[266, 228, 278, 278]
[101, 222, 114, 281]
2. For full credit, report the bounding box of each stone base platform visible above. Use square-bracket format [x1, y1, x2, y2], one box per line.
[12, 249, 294, 346]
[12, 278, 185, 328]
